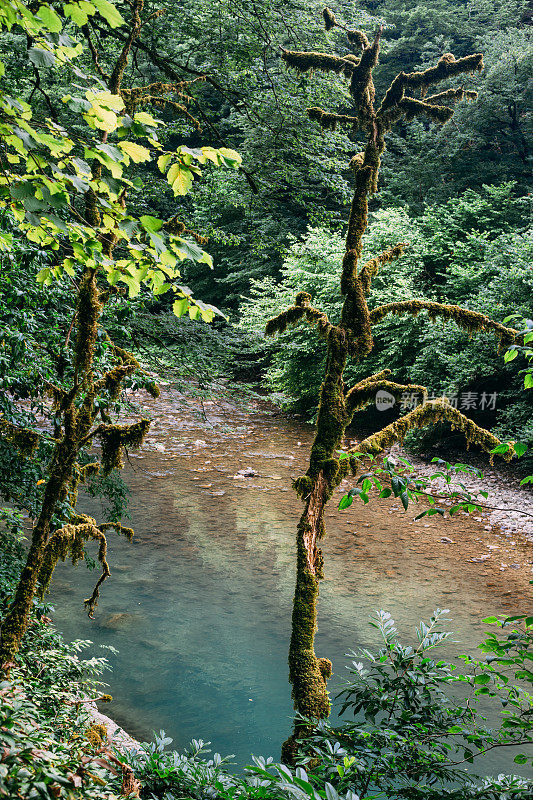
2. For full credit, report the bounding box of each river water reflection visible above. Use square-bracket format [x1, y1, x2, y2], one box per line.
[49, 391, 532, 772]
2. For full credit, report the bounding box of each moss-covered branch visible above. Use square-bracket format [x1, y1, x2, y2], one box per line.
[280, 48, 360, 77]
[398, 97, 454, 123]
[345, 379, 427, 415]
[307, 107, 359, 131]
[425, 87, 478, 105]
[36, 514, 110, 616]
[357, 399, 510, 459]
[266, 292, 334, 340]
[369, 300, 517, 347]
[359, 243, 407, 294]
[378, 53, 483, 127]
[97, 419, 150, 474]
[0, 420, 40, 457]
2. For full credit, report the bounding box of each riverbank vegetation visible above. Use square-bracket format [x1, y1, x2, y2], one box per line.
[0, 0, 532, 797]
[2, 529, 533, 799]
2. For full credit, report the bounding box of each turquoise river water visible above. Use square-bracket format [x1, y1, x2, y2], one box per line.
[49, 389, 533, 774]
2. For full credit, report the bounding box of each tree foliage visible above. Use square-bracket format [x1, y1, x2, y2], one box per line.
[0, 0, 241, 673]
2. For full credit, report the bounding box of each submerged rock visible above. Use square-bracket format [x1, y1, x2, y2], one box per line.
[235, 467, 258, 477]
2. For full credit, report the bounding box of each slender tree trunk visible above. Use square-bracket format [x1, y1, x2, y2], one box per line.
[0, 272, 99, 673]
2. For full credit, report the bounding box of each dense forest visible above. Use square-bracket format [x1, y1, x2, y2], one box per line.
[0, 1, 532, 799]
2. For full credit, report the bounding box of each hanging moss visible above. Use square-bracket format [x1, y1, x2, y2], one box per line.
[0, 420, 40, 457]
[369, 300, 517, 348]
[280, 49, 359, 77]
[425, 87, 478, 105]
[79, 462, 100, 482]
[98, 419, 150, 475]
[398, 96, 454, 123]
[322, 7, 336, 31]
[94, 363, 136, 400]
[349, 152, 365, 173]
[36, 515, 110, 615]
[359, 243, 407, 294]
[112, 344, 140, 369]
[100, 521, 135, 541]
[404, 52, 484, 92]
[378, 55, 482, 127]
[345, 379, 427, 415]
[266, 295, 333, 340]
[347, 29, 370, 49]
[348, 32, 381, 119]
[307, 106, 359, 131]
[357, 399, 511, 460]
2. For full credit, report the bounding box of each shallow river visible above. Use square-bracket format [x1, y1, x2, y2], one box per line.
[49, 389, 532, 773]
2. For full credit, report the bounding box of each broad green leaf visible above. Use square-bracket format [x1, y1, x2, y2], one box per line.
[338, 494, 353, 510]
[64, 2, 96, 26]
[504, 348, 518, 363]
[490, 443, 511, 454]
[28, 47, 56, 68]
[167, 162, 193, 196]
[92, 0, 125, 27]
[140, 215, 163, 233]
[218, 146, 242, 167]
[157, 153, 172, 173]
[86, 89, 124, 112]
[119, 140, 150, 163]
[134, 111, 159, 127]
[173, 297, 189, 318]
[37, 4, 62, 32]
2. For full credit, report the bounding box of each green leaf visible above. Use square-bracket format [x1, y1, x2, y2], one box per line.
[525, 373, 533, 389]
[399, 491, 409, 511]
[28, 47, 56, 68]
[490, 443, 511, 454]
[64, 2, 96, 26]
[119, 140, 150, 163]
[37, 4, 63, 32]
[168, 162, 193, 195]
[514, 442, 527, 458]
[157, 153, 172, 173]
[10, 182, 35, 200]
[172, 297, 189, 318]
[504, 348, 518, 363]
[140, 215, 163, 233]
[92, 0, 125, 27]
[338, 495, 353, 510]
[134, 111, 159, 127]
[513, 754, 528, 764]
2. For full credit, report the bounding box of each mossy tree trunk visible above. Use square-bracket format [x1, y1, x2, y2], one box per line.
[0, 5, 149, 674]
[269, 9, 517, 761]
